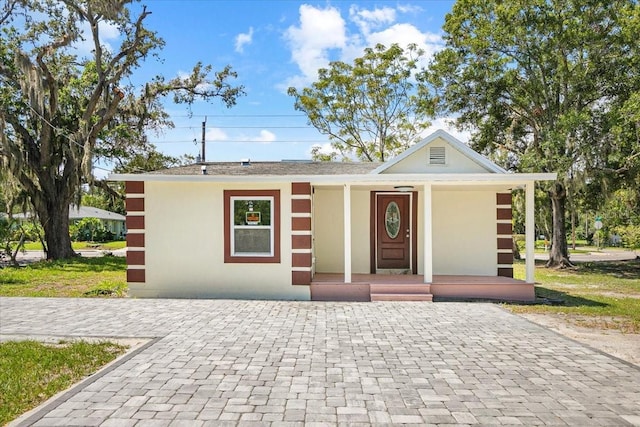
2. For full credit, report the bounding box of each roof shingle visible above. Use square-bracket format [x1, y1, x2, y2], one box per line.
[150, 161, 382, 176]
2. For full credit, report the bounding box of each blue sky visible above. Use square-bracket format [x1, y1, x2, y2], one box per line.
[103, 0, 465, 171]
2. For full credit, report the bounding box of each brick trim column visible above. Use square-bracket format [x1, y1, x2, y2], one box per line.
[291, 182, 312, 285]
[125, 181, 145, 285]
[496, 192, 514, 278]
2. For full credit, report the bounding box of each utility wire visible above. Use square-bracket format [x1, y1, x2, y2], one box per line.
[170, 126, 311, 129]
[25, 104, 88, 152]
[150, 139, 328, 144]
[167, 114, 306, 118]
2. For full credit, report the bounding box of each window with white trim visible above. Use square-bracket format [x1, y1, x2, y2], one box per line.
[224, 190, 281, 263]
[231, 196, 274, 256]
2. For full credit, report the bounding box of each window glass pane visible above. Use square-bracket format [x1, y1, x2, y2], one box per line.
[234, 228, 271, 253]
[234, 199, 271, 226]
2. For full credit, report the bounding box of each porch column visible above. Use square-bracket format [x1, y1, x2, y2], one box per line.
[525, 181, 535, 283]
[423, 183, 433, 283]
[343, 183, 352, 283]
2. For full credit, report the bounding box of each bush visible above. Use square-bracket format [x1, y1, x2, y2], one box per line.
[71, 218, 112, 242]
[615, 225, 640, 250]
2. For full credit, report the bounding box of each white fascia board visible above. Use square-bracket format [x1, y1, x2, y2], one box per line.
[109, 172, 556, 185]
[310, 172, 556, 185]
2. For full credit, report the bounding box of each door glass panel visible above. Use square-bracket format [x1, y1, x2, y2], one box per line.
[385, 201, 401, 239]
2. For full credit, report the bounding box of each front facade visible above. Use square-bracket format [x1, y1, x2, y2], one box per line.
[111, 130, 555, 301]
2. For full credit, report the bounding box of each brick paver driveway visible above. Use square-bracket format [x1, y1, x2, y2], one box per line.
[1, 298, 639, 426]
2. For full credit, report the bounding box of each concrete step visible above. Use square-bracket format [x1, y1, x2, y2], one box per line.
[369, 284, 431, 294]
[371, 293, 433, 302]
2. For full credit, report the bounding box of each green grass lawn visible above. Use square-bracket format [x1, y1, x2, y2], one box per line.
[0, 340, 127, 425]
[21, 241, 126, 251]
[511, 259, 640, 333]
[0, 257, 127, 297]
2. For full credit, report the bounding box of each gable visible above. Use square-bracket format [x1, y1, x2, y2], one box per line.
[372, 130, 505, 175]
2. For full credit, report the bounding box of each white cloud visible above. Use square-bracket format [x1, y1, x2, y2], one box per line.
[284, 5, 346, 86]
[235, 27, 254, 53]
[397, 4, 423, 14]
[75, 20, 120, 56]
[250, 130, 276, 143]
[309, 142, 338, 157]
[282, 4, 443, 89]
[206, 128, 229, 141]
[99, 21, 120, 40]
[364, 23, 442, 67]
[349, 5, 396, 35]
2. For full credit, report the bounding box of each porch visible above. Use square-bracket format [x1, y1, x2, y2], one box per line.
[310, 273, 534, 302]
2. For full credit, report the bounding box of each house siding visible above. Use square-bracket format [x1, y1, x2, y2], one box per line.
[134, 181, 309, 299]
[426, 190, 497, 276]
[313, 187, 370, 274]
[383, 137, 490, 174]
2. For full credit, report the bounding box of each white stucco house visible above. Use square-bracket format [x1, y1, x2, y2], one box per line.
[109, 130, 555, 301]
[11, 205, 126, 239]
[69, 206, 127, 239]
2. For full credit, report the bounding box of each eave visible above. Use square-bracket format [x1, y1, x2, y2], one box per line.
[109, 172, 557, 186]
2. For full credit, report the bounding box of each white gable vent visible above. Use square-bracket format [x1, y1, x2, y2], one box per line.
[429, 146, 446, 165]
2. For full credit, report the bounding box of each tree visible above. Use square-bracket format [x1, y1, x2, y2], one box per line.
[0, 0, 244, 259]
[426, 0, 640, 267]
[85, 146, 194, 215]
[288, 43, 433, 162]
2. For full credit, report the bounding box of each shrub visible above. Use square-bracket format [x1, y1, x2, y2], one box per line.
[615, 225, 640, 250]
[71, 218, 111, 242]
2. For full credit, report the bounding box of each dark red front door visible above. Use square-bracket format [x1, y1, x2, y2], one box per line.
[376, 194, 410, 269]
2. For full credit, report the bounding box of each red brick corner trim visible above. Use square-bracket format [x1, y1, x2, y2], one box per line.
[496, 192, 513, 278]
[291, 182, 312, 286]
[125, 181, 145, 285]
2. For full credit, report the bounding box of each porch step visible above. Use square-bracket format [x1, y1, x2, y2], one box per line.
[370, 284, 431, 294]
[371, 293, 433, 302]
[370, 283, 433, 302]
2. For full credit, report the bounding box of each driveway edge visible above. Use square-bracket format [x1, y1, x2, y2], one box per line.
[9, 336, 161, 427]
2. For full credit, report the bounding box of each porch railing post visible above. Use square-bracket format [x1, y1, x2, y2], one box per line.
[525, 181, 535, 284]
[344, 183, 352, 283]
[423, 183, 433, 283]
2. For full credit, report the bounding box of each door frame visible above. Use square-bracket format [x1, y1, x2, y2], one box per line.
[370, 191, 418, 274]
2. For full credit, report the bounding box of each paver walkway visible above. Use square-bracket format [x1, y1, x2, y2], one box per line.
[1, 297, 639, 426]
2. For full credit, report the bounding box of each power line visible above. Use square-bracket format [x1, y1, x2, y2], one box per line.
[170, 126, 311, 129]
[150, 139, 328, 144]
[167, 114, 306, 118]
[24, 104, 87, 152]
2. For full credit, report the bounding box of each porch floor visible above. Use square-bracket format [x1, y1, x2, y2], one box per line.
[310, 273, 534, 302]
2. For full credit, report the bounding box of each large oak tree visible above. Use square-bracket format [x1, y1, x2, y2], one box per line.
[0, 0, 244, 259]
[425, 0, 640, 267]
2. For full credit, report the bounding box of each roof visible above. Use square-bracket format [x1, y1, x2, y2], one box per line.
[108, 130, 557, 185]
[69, 206, 125, 221]
[137, 130, 503, 177]
[370, 129, 506, 174]
[151, 161, 381, 176]
[11, 206, 125, 221]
